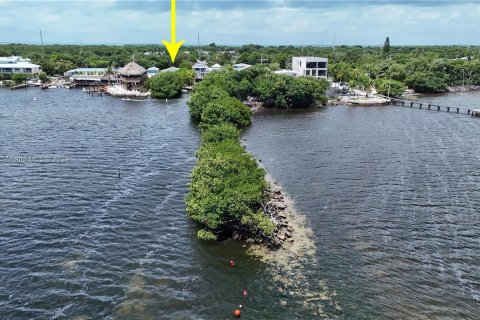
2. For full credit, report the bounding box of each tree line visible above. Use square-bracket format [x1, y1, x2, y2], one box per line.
[2, 42, 479, 94]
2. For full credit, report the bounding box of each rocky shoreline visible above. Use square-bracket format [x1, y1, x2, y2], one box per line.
[247, 172, 315, 262]
[448, 85, 480, 93]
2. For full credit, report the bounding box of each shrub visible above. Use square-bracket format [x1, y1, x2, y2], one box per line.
[405, 72, 448, 93]
[255, 73, 329, 108]
[201, 123, 240, 144]
[148, 72, 184, 98]
[186, 140, 267, 238]
[200, 96, 252, 128]
[12, 73, 27, 84]
[241, 210, 276, 236]
[197, 229, 218, 241]
[188, 86, 230, 121]
[374, 79, 406, 97]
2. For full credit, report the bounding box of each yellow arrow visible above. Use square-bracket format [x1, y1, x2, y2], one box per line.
[162, 0, 184, 63]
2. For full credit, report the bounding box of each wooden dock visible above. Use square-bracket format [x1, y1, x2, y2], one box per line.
[390, 98, 480, 118]
[10, 83, 28, 90]
[472, 109, 480, 117]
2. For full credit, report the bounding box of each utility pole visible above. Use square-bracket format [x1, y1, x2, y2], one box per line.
[39, 30, 44, 58]
[197, 33, 200, 59]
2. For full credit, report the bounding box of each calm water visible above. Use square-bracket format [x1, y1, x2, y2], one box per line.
[1, 88, 480, 319]
[244, 91, 480, 319]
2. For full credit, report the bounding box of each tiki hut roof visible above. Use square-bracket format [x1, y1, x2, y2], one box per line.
[118, 61, 147, 76]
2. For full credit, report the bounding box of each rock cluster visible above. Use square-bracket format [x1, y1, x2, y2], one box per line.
[251, 185, 294, 249]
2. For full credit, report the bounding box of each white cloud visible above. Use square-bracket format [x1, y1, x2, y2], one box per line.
[0, 1, 479, 45]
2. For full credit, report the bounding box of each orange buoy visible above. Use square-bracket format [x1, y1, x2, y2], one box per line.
[242, 289, 248, 297]
[229, 259, 235, 267]
[234, 309, 241, 318]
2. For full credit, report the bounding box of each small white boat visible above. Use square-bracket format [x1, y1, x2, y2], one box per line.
[48, 85, 58, 89]
[121, 98, 146, 102]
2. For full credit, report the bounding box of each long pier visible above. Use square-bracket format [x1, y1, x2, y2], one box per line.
[388, 97, 480, 118]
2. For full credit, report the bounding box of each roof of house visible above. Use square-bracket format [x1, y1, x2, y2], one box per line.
[233, 63, 251, 70]
[211, 63, 222, 69]
[0, 56, 32, 64]
[192, 60, 208, 69]
[0, 62, 41, 68]
[118, 61, 147, 76]
[67, 68, 108, 73]
[147, 67, 159, 71]
[233, 63, 250, 67]
[293, 56, 328, 61]
[102, 74, 117, 81]
[161, 67, 179, 72]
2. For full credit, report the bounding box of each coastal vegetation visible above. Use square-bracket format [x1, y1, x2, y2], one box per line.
[2, 42, 480, 94]
[147, 69, 194, 99]
[186, 67, 328, 241]
[12, 73, 27, 84]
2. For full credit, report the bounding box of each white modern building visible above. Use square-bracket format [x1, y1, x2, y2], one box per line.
[292, 57, 328, 79]
[0, 56, 42, 75]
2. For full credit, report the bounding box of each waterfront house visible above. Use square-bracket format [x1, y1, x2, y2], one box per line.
[0, 56, 42, 76]
[117, 61, 147, 90]
[64, 68, 111, 85]
[292, 57, 328, 79]
[192, 60, 209, 80]
[147, 67, 159, 78]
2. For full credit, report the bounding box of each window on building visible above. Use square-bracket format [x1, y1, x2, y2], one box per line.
[312, 70, 317, 76]
[306, 70, 310, 76]
[306, 62, 317, 68]
[318, 62, 327, 69]
[318, 70, 327, 76]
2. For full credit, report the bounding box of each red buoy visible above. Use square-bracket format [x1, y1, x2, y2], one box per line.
[229, 259, 235, 267]
[234, 309, 241, 318]
[242, 289, 248, 297]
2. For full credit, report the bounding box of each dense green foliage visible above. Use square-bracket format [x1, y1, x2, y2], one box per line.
[188, 86, 230, 121]
[148, 72, 183, 98]
[12, 73, 27, 84]
[374, 79, 406, 97]
[147, 69, 195, 98]
[255, 73, 329, 108]
[189, 66, 328, 112]
[38, 72, 48, 83]
[200, 96, 252, 128]
[405, 71, 448, 93]
[201, 124, 240, 144]
[186, 139, 269, 238]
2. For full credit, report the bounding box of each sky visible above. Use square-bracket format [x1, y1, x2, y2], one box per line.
[1, 0, 479, 46]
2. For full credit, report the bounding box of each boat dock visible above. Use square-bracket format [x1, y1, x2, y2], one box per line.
[471, 109, 480, 117]
[389, 97, 480, 118]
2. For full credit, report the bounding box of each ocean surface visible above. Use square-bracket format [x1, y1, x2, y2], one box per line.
[1, 88, 479, 319]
